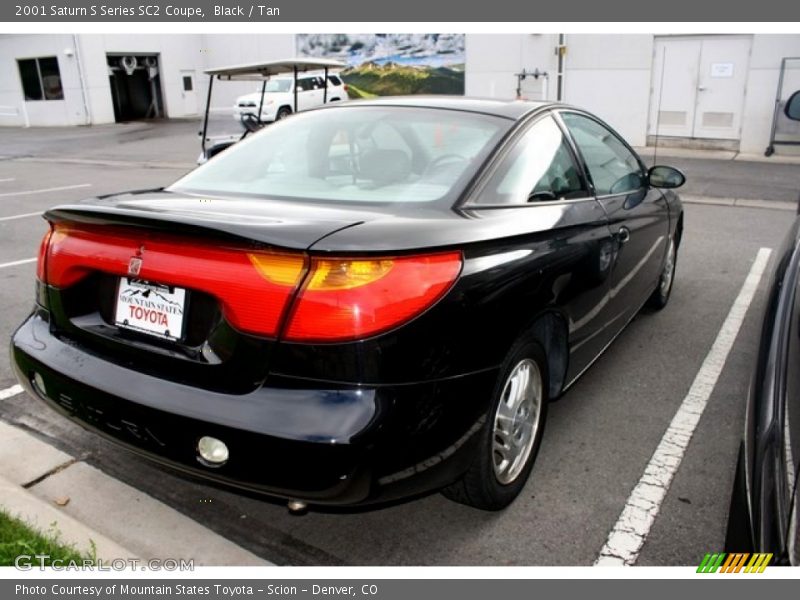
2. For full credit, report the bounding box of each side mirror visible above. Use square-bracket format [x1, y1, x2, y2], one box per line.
[648, 165, 685, 189]
[785, 90, 800, 121]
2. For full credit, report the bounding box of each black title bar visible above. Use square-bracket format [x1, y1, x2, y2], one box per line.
[4, 0, 800, 22]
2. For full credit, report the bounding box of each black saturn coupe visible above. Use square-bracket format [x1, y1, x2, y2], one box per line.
[11, 97, 685, 510]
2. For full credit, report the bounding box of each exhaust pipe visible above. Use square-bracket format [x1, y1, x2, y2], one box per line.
[287, 500, 307, 514]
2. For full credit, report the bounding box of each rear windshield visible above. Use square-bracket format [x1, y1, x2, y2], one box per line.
[172, 106, 508, 204]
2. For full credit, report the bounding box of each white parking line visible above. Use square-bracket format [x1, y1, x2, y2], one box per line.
[0, 257, 36, 270]
[595, 246, 772, 566]
[0, 178, 15, 183]
[0, 211, 43, 222]
[0, 183, 91, 198]
[0, 385, 23, 400]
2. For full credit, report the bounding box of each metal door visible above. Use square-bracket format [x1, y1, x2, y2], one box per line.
[693, 37, 752, 139]
[649, 36, 752, 140]
[648, 38, 702, 138]
[180, 70, 197, 116]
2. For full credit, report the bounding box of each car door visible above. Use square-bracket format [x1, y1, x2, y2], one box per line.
[777, 254, 800, 561]
[326, 74, 345, 101]
[469, 113, 618, 380]
[560, 111, 670, 331]
[296, 76, 323, 112]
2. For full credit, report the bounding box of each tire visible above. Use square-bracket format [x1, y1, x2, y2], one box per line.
[442, 338, 549, 510]
[276, 107, 292, 120]
[646, 236, 677, 310]
[724, 443, 754, 553]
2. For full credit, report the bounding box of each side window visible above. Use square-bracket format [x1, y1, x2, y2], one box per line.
[477, 115, 586, 204]
[297, 77, 314, 92]
[560, 112, 644, 196]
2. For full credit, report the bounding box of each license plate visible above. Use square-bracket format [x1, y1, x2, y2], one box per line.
[114, 278, 186, 341]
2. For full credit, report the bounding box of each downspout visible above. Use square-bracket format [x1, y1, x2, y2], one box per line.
[72, 34, 91, 125]
[556, 33, 566, 101]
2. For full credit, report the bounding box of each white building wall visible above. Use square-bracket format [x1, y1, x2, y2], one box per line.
[199, 34, 296, 111]
[0, 34, 297, 126]
[465, 34, 558, 101]
[2, 32, 799, 155]
[466, 33, 800, 153]
[466, 34, 654, 146]
[0, 34, 88, 127]
[78, 34, 206, 123]
[562, 34, 654, 146]
[739, 34, 800, 154]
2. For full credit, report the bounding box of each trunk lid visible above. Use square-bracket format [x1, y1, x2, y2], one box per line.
[47, 189, 368, 249]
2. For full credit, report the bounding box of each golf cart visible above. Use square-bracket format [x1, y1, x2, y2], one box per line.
[198, 58, 347, 164]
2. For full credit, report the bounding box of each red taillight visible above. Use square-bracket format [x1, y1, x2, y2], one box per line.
[36, 227, 53, 282]
[283, 252, 462, 342]
[42, 223, 462, 342]
[45, 223, 306, 338]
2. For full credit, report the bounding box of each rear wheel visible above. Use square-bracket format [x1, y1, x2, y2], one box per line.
[442, 338, 548, 510]
[646, 236, 676, 310]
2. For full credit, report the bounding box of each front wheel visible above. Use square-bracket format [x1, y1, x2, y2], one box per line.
[276, 107, 292, 120]
[442, 338, 548, 510]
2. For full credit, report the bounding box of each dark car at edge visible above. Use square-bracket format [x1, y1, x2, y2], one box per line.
[725, 90, 800, 563]
[10, 97, 685, 510]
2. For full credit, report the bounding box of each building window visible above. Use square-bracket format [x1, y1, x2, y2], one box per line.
[17, 57, 64, 101]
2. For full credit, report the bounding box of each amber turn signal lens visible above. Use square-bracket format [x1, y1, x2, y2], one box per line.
[306, 259, 394, 291]
[248, 253, 307, 287]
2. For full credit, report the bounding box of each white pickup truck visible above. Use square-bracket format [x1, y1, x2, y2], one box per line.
[233, 72, 348, 124]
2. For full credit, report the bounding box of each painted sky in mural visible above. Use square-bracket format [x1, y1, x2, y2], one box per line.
[297, 34, 465, 98]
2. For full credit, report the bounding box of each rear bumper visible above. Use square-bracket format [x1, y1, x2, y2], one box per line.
[11, 311, 495, 506]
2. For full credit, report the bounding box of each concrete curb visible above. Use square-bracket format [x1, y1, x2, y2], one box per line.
[634, 146, 800, 165]
[681, 194, 797, 212]
[0, 418, 271, 566]
[0, 474, 139, 562]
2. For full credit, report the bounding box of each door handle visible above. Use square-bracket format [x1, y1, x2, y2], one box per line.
[617, 227, 631, 245]
[697, 86, 708, 91]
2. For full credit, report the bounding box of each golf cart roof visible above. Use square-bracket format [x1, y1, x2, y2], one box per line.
[205, 58, 347, 81]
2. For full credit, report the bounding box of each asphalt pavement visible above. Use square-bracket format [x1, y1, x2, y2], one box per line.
[1, 119, 799, 566]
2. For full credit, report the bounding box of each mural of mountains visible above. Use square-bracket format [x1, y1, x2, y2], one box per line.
[297, 34, 465, 98]
[342, 62, 465, 98]
[298, 34, 464, 67]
